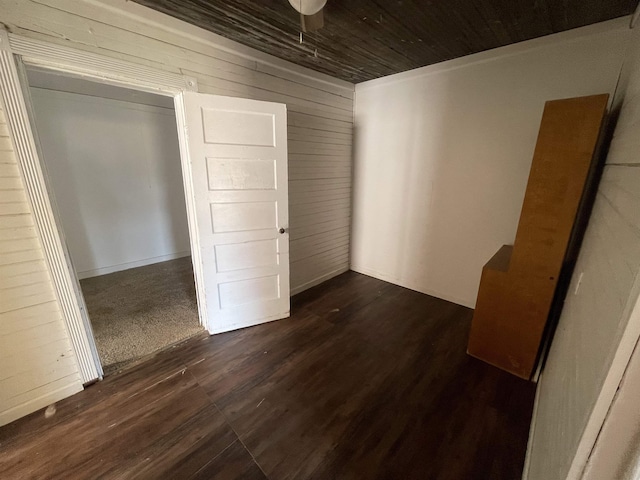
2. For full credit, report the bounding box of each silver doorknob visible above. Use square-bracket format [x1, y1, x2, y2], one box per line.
[279, 228, 286, 234]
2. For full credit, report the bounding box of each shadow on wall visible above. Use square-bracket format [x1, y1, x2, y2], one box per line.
[29, 88, 191, 279]
[33, 96, 93, 273]
[350, 24, 629, 308]
[138, 104, 191, 262]
[350, 71, 536, 308]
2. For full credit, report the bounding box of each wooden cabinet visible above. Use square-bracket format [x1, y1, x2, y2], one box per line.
[467, 94, 609, 379]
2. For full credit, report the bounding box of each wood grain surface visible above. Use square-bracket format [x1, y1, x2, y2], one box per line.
[0, 0, 355, 425]
[0, 271, 535, 479]
[468, 95, 609, 379]
[133, 0, 637, 83]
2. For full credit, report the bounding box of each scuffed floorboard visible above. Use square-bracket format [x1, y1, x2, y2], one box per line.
[0, 271, 535, 480]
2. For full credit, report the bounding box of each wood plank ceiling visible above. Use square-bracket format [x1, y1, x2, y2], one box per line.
[134, 0, 638, 83]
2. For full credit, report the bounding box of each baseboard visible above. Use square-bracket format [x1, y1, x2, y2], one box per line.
[350, 264, 475, 308]
[77, 251, 191, 279]
[290, 266, 350, 296]
[0, 381, 83, 427]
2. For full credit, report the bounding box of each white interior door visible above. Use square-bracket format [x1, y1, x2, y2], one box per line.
[182, 92, 290, 334]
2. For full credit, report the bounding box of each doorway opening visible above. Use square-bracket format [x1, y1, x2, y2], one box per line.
[25, 67, 204, 374]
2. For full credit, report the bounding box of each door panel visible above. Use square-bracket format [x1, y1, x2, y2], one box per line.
[182, 92, 289, 333]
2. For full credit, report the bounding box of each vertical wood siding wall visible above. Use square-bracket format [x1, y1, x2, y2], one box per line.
[0, 103, 83, 426]
[0, 0, 353, 425]
[526, 24, 640, 480]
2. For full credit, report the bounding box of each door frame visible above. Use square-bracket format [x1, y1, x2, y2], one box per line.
[0, 29, 210, 383]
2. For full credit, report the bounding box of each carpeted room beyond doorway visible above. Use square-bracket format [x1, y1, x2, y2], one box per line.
[80, 256, 204, 372]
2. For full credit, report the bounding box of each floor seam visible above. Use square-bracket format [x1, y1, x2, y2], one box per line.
[210, 399, 271, 480]
[188, 438, 240, 480]
[192, 375, 271, 479]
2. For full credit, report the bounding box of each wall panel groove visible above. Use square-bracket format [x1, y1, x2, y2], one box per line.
[525, 24, 640, 480]
[0, 0, 353, 425]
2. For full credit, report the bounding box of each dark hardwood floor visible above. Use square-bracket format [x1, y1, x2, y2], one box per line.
[0, 272, 536, 480]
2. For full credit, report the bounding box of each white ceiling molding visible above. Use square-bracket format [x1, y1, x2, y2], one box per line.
[8, 33, 197, 95]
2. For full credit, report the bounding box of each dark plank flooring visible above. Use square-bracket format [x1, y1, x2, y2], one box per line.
[0, 272, 536, 480]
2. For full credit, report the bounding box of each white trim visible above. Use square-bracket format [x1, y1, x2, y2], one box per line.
[0, 30, 102, 384]
[173, 92, 209, 330]
[76, 251, 192, 280]
[356, 17, 631, 92]
[0, 30, 213, 383]
[568, 275, 640, 480]
[0, 381, 83, 427]
[290, 266, 350, 296]
[8, 33, 197, 94]
[522, 274, 640, 480]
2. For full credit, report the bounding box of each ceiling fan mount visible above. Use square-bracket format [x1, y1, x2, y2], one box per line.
[287, 0, 326, 32]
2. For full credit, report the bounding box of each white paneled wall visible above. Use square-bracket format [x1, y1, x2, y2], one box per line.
[0, 0, 353, 425]
[0, 103, 83, 426]
[0, 0, 354, 293]
[30, 86, 191, 279]
[583, 336, 640, 480]
[525, 23, 640, 480]
[351, 20, 629, 308]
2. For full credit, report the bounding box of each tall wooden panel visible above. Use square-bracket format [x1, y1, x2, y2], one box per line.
[467, 94, 608, 379]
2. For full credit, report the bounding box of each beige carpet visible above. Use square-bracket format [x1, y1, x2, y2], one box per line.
[80, 256, 204, 371]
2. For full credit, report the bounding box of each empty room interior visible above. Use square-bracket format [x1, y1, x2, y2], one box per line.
[1, 1, 640, 480]
[26, 68, 204, 372]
